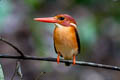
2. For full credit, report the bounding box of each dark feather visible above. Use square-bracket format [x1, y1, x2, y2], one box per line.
[54, 41, 57, 53]
[74, 28, 80, 54]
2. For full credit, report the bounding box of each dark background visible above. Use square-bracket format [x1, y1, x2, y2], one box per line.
[0, 0, 120, 80]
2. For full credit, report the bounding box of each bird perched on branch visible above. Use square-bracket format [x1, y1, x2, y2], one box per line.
[34, 14, 80, 66]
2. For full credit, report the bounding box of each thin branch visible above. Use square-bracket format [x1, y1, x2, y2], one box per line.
[11, 60, 19, 80]
[0, 37, 25, 57]
[35, 72, 46, 80]
[0, 54, 120, 71]
[11, 60, 23, 80]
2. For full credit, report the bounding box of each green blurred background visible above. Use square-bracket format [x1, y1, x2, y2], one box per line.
[0, 0, 120, 80]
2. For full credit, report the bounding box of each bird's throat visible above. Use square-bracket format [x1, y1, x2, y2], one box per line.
[55, 23, 77, 28]
[55, 23, 65, 28]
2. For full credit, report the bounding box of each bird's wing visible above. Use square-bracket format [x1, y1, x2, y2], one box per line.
[74, 28, 80, 54]
[54, 42, 57, 53]
[53, 42, 63, 57]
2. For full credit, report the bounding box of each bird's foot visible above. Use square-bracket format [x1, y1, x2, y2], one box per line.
[72, 55, 76, 65]
[57, 53, 60, 64]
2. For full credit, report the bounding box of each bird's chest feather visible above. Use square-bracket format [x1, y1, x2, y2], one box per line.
[54, 27, 75, 46]
[54, 26, 78, 59]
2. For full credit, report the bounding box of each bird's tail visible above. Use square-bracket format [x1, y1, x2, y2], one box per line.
[65, 62, 71, 66]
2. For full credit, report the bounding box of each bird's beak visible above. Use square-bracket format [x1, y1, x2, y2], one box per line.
[34, 17, 57, 23]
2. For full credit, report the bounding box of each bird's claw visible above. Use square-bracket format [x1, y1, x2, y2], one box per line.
[72, 55, 76, 65]
[57, 53, 60, 64]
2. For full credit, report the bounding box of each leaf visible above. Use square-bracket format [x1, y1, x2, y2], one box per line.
[0, 64, 5, 80]
[16, 61, 23, 80]
[11, 61, 23, 80]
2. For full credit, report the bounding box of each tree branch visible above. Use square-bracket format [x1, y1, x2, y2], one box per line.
[0, 54, 120, 71]
[0, 37, 25, 57]
[0, 38, 120, 71]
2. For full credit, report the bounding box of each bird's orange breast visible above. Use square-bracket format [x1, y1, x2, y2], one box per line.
[54, 26, 79, 60]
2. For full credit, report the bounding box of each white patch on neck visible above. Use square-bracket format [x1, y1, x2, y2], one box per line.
[70, 23, 77, 28]
[55, 23, 64, 28]
[55, 23, 77, 28]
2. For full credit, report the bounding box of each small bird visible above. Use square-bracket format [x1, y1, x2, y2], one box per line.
[34, 14, 80, 66]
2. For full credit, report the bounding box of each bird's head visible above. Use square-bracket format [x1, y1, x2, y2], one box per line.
[34, 14, 77, 27]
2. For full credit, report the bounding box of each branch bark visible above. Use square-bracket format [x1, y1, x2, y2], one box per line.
[0, 37, 120, 71]
[0, 54, 120, 71]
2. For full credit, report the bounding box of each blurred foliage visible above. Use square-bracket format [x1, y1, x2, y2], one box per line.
[24, 0, 45, 10]
[73, 0, 120, 22]
[30, 22, 47, 56]
[0, 0, 12, 30]
[0, 0, 120, 80]
[78, 17, 97, 45]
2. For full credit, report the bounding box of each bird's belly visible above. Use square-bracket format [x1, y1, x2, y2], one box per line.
[54, 27, 78, 60]
[56, 44, 77, 60]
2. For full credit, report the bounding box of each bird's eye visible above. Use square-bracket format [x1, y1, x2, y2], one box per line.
[58, 17, 65, 20]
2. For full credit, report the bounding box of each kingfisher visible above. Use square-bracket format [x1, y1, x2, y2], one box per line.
[34, 14, 80, 66]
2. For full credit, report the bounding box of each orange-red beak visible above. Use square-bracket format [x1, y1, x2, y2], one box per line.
[34, 17, 57, 23]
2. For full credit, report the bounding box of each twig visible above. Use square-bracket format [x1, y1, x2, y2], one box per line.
[0, 37, 25, 57]
[11, 60, 19, 80]
[35, 72, 46, 80]
[11, 60, 23, 80]
[0, 54, 120, 71]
